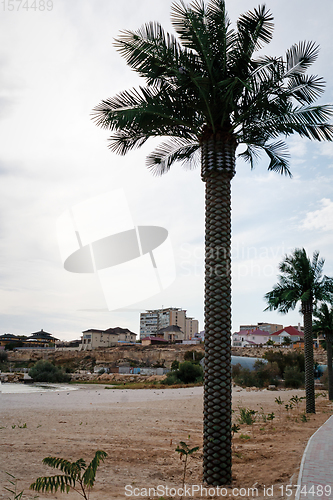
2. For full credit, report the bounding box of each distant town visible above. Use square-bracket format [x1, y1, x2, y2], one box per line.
[0, 307, 318, 352]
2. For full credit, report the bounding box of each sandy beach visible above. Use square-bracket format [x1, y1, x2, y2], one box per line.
[1, 384, 332, 499]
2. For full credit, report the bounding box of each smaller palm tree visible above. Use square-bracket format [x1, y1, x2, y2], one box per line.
[313, 302, 333, 400]
[264, 248, 333, 413]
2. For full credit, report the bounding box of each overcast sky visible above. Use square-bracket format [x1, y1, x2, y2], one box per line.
[1, 0, 333, 341]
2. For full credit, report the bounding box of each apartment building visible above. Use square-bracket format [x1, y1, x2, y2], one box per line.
[140, 308, 199, 340]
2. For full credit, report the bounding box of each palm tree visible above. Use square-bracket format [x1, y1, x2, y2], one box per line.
[265, 249, 333, 413]
[92, 0, 333, 485]
[313, 302, 333, 400]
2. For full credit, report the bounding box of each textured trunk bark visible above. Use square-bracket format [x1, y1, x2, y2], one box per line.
[302, 301, 315, 413]
[326, 334, 333, 401]
[201, 133, 236, 486]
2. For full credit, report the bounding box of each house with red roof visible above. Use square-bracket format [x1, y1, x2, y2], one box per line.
[232, 329, 271, 347]
[269, 326, 303, 344]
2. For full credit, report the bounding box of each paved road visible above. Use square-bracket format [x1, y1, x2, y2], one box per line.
[296, 415, 333, 500]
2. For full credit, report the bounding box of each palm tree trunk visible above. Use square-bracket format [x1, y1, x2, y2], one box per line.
[326, 334, 333, 400]
[302, 301, 315, 413]
[201, 133, 236, 486]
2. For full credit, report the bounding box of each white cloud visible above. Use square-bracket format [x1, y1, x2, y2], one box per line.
[301, 198, 333, 232]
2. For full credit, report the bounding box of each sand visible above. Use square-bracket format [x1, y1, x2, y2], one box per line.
[0, 384, 332, 500]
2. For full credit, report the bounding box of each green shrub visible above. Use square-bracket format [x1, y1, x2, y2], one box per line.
[232, 361, 280, 388]
[254, 360, 279, 387]
[177, 361, 203, 383]
[29, 360, 71, 383]
[238, 407, 256, 425]
[284, 366, 304, 388]
[233, 367, 256, 387]
[263, 350, 304, 377]
[164, 372, 179, 385]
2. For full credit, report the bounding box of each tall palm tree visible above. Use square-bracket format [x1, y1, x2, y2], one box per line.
[265, 249, 333, 413]
[313, 302, 333, 400]
[92, 0, 333, 485]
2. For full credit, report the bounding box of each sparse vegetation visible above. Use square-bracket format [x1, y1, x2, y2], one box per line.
[238, 407, 257, 426]
[30, 451, 107, 500]
[28, 360, 71, 383]
[232, 360, 279, 388]
[284, 366, 305, 389]
[175, 436, 199, 490]
[164, 361, 203, 385]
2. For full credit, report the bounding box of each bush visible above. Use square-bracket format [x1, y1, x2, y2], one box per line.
[263, 350, 304, 377]
[164, 362, 203, 385]
[29, 360, 71, 383]
[0, 350, 8, 363]
[233, 367, 256, 387]
[284, 366, 304, 388]
[232, 361, 279, 388]
[254, 360, 279, 387]
[164, 372, 179, 385]
[177, 361, 203, 383]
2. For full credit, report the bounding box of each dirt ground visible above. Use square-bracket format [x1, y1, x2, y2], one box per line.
[0, 385, 332, 500]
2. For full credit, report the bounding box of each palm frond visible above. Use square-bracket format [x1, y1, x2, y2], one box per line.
[262, 140, 291, 176]
[237, 4, 274, 52]
[285, 41, 319, 77]
[237, 143, 261, 169]
[313, 303, 333, 336]
[264, 283, 299, 313]
[92, 85, 202, 137]
[146, 137, 200, 175]
[242, 104, 333, 144]
[114, 22, 200, 86]
[287, 74, 325, 105]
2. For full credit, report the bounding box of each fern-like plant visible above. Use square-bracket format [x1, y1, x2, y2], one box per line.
[29, 450, 107, 500]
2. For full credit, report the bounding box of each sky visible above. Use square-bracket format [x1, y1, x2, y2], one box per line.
[1, 0, 333, 341]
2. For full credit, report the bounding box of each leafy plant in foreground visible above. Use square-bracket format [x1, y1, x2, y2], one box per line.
[175, 436, 199, 490]
[30, 450, 107, 500]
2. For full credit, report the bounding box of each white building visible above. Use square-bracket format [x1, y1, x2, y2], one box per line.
[81, 327, 136, 350]
[140, 308, 198, 340]
[232, 329, 271, 347]
[269, 326, 303, 344]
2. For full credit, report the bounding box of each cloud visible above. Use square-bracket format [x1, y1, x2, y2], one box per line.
[301, 198, 333, 232]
